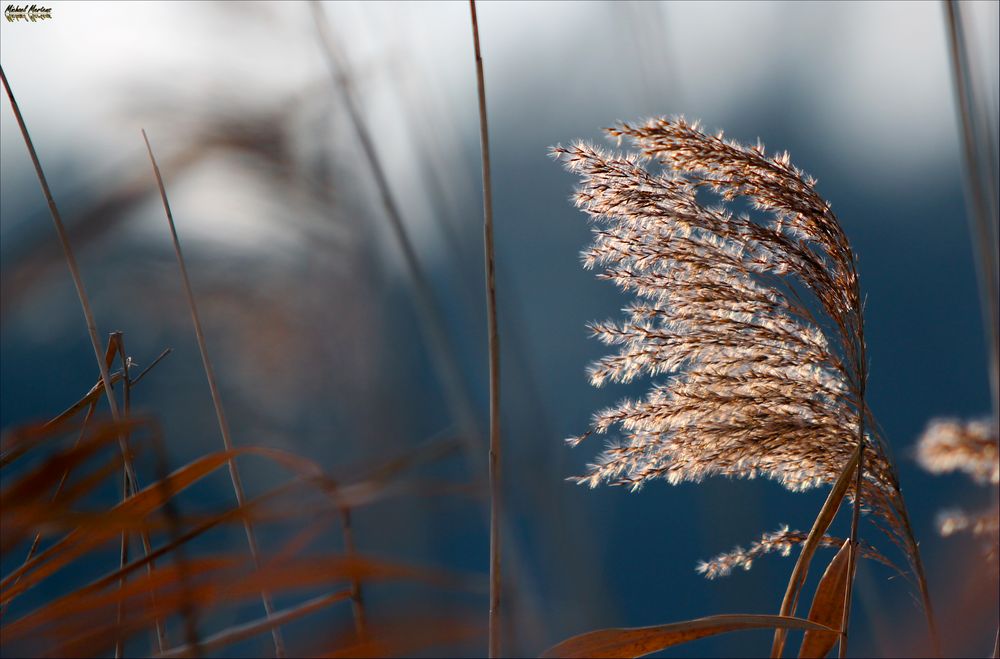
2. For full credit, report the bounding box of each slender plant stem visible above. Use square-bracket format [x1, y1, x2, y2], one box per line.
[944, 5, 998, 653]
[308, 1, 481, 451]
[838, 390, 865, 659]
[112, 333, 168, 653]
[340, 508, 368, 638]
[142, 130, 286, 658]
[116, 334, 132, 659]
[0, 342, 170, 620]
[1, 66, 166, 652]
[771, 441, 860, 658]
[894, 486, 941, 656]
[309, 5, 505, 641]
[156, 590, 352, 659]
[468, 1, 502, 656]
[133, 348, 174, 386]
[0, 66, 137, 490]
[943, 0, 999, 434]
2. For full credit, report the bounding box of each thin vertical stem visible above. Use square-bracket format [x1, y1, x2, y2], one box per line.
[896, 493, 941, 656]
[0, 66, 136, 489]
[469, 2, 502, 656]
[943, 0, 999, 438]
[308, 1, 481, 447]
[837, 322, 867, 659]
[112, 333, 168, 653]
[142, 130, 286, 658]
[1, 65, 164, 652]
[340, 508, 368, 639]
[770, 441, 860, 658]
[0, 344, 170, 621]
[838, 397, 865, 659]
[115, 335, 132, 659]
[943, 2, 995, 653]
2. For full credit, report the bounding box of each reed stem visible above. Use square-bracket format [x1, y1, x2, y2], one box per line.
[468, 1, 502, 655]
[142, 130, 286, 658]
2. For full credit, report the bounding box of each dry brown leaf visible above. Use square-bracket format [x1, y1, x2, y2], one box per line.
[541, 614, 836, 658]
[772, 442, 860, 657]
[798, 539, 851, 658]
[0, 447, 251, 604]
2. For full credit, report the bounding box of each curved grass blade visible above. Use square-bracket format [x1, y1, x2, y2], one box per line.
[142, 128, 286, 657]
[12, 553, 484, 653]
[155, 590, 353, 659]
[771, 441, 860, 658]
[1, 447, 254, 604]
[541, 614, 837, 659]
[798, 540, 850, 659]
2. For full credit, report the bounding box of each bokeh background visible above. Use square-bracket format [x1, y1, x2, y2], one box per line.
[2, 1, 998, 657]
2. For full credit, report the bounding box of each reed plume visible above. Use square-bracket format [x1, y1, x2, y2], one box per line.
[551, 116, 927, 593]
[697, 526, 894, 580]
[916, 418, 999, 486]
[916, 418, 999, 571]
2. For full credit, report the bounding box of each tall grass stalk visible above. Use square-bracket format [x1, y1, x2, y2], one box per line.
[309, 1, 482, 453]
[0, 65, 170, 652]
[944, 0, 999, 433]
[468, 1, 502, 656]
[142, 129, 286, 658]
[0, 67, 133, 487]
[839, 324, 868, 658]
[944, 4, 1000, 653]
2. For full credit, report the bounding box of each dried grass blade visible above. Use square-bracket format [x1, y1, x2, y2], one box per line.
[798, 540, 851, 659]
[141, 128, 285, 658]
[15, 553, 482, 651]
[771, 442, 860, 658]
[0, 66, 135, 487]
[9, 483, 308, 642]
[3, 557, 237, 644]
[541, 614, 837, 659]
[2, 456, 126, 551]
[1, 331, 121, 472]
[155, 590, 352, 659]
[0, 338, 124, 619]
[45, 372, 124, 429]
[1, 418, 145, 507]
[1, 345, 169, 470]
[1, 448, 250, 604]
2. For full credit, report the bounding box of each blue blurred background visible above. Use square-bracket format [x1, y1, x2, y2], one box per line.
[2, 1, 997, 656]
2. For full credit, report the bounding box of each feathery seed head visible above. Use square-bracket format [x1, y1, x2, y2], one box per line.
[916, 418, 999, 485]
[554, 117, 915, 576]
[916, 417, 999, 570]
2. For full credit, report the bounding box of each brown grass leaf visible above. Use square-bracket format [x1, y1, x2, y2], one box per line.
[0, 447, 252, 604]
[772, 441, 859, 657]
[541, 614, 836, 658]
[798, 539, 850, 658]
[156, 590, 353, 659]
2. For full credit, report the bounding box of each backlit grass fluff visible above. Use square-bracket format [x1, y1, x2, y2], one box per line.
[916, 418, 999, 571]
[551, 117, 923, 578]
